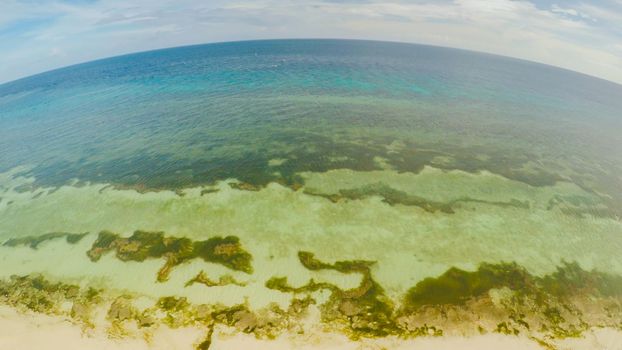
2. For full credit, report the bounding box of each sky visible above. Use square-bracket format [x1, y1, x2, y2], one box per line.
[1, 0, 622, 85]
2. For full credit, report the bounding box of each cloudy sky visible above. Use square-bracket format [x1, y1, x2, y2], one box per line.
[1, 0, 621, 84]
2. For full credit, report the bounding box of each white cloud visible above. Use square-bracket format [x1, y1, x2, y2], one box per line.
[0, 0, 621, 84]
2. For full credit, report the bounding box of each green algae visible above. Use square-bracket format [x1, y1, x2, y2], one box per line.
[196, 327, 214, 350]
[404, 261, 622, 310]
[211, 304, 254, 328]
[297, 251, 375, 274]
[0, 274, 102, 323]
[200, 188, 219, 196]
[86, 230, 253, 282]
[269, 252, 622, 340]
[305, 182, 531, 213]
[143, 298, 302, 348]
[495, 321, 520, 335]
[400, 260, 622, 341]
[263, 254, 622, 342]
[406, 324, 443, 337]
[404, 262, 533, 309]
[228, 182, 262, 191]
[2, 259, 622, 348]
[157, 296, 191, 313]
[185, 270, 247, 287]
[3, 231, 88, 249]
[265, 276, 335, 294]
[270, 251, 398, 338]
[155, 296, 197, 329]
[303, 185, 455, 213]
[539, 262, 622, 299]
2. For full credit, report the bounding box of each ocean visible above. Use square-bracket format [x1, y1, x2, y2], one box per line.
[0, 39, 621, 349]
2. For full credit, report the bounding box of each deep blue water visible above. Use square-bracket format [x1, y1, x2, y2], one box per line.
[0, 39, 620, 206]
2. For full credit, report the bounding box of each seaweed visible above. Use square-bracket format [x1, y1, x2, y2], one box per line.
[2, 257, 622, 346]
[200, 188, 219, 196]
[403, 261, 622, 310]
[306, 183, 531, 213]
[401, 260, 622, 340]
[0, 274, 102, 318]
[270, 251, 397, 338]
[196, 326, 214, 350]
[157, 296, 190, 312]
[265, 277, 334, 294]
[3, 232, 88, 249]
[404, 262, 533, 309]
[86, 230, 253, 281]
[539, 261, 622, 298]
[185, 270, 247, 287]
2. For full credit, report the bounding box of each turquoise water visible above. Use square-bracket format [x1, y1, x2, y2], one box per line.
[0, 39, 621, 349]
[1, 40, 620, 192]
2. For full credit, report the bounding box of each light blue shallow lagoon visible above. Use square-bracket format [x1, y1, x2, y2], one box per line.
[0, 39, 621, 350]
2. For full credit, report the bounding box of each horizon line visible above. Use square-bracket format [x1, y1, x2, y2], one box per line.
[1, 37, 621, 89]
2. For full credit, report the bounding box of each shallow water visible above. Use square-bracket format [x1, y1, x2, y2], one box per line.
[0, 39, 621, 349]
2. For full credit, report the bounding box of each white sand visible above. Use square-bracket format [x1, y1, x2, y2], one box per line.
[0, 306, 204, 350]
[1, 306, 621, 350]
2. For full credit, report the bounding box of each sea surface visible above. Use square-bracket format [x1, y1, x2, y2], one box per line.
[0, 39, 621, 349]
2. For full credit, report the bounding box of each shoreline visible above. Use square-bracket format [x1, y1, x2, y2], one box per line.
[1, 306, 621, 350]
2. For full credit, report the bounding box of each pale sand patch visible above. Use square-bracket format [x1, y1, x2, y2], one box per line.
[556, 328, 622, 350]
[211, 331, 545, 350]
[268, 158, 288, 167]
[372, 156, 393, 170]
